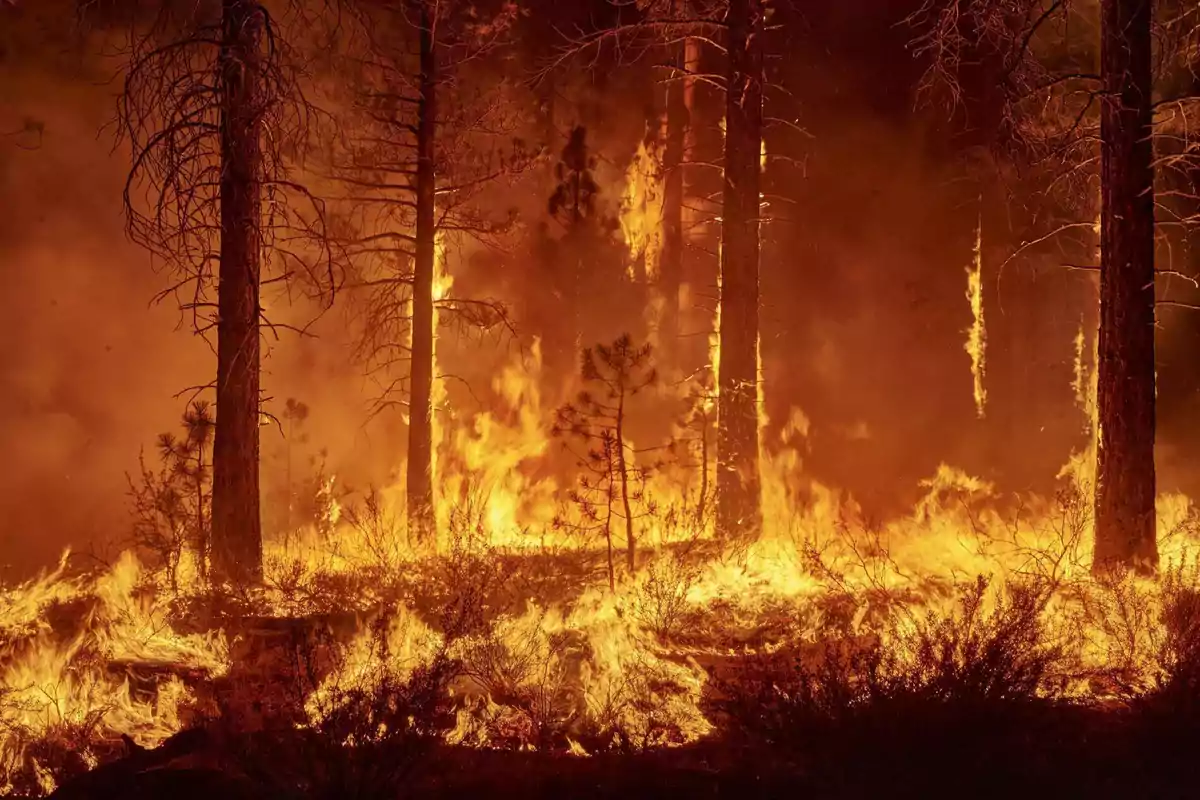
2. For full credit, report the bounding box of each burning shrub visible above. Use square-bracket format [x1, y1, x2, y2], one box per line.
[237, 606, 460, 799]
[629, 552, 701, 642]
[0, 707, 108, 796]
[407, 517, 516, 641]
[304, 608, 444, 726]
[580, 650, 710, 752]
[233, 655, 458, 800]
[1152, 557, 1200, 698]
[454, 611, 583, 749]
[710, 576, 1066, 749]
[341, 489, 407, 574]
[126, 401, 214, 592]
[450, 596, 711, 754]
[1129, 555, 1200, 743]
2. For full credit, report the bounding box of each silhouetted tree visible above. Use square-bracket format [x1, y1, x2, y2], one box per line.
[658, 15, 697, 364]
[1094, 0, 1156, 571]
[545, 0, 780, 540]
[548, 125, 602, 363]
[907, 0, 1193, 571]
[333, 0, 525, 546]
[671, 373, 716, 524]
[118, 1, 337, 583]
[553, 335, 658, 590]
[128, 401, 215, 590]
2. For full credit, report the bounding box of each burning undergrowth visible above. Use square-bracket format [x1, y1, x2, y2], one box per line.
[2, 465, 1200, 796]
[3, 348, 1200, 795]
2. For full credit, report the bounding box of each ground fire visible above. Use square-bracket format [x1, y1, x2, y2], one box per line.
[4, 0, 1200, 797]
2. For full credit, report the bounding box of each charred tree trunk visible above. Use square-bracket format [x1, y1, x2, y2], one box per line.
[1094, 0, 1157, 572]
[697, 405, 710, 524]
[408, 0, 437, 547]
[196, 447, 208, 584]
[211, 0, 264, 584]
[660, 34, 688, 363]
[604, 482, 616, 593]
[716, 0, 764, 539]
[616, 392, 635, 574]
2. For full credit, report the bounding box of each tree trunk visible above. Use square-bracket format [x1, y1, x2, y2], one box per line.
[716, 0, 764, 539]
[697, 406, 709, 524]
[408, 0, 437, 547]
[616, 393, 635, 574]
[1094, 0, 1157, 572]
[196, 448, 208, 584]
[604, 476, 616, 593]
[211, 0, 264, 584]
[660, 31, 688, 363]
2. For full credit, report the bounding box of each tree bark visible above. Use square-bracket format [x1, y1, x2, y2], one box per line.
[1094, 0, 1157, 572]
[660, 32, 688, 363]
[716, 0, 763, 539]
[195, 446, 208, 584]
[211, 0, 264, 584]
[408, 0, 437, 547]
[616, 392, 635, 574]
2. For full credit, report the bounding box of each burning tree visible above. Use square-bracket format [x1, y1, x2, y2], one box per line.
[1094, 0, 1156, 571]
[331, 0, 526, 546]
[904, 0, 1200, 571]
[658, 10, 701, 367]
[117, 1, 338, 584]
[553, 335, 659, 590]
[714, 0, 765, 541]
[545, 0, 776, 540]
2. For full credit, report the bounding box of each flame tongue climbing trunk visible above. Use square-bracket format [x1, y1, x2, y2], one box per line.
[408, 0, 438, 547]
[716, 0, 764, 539]
[1094, 0, 1157, 572]
[211, 0, 264, 583]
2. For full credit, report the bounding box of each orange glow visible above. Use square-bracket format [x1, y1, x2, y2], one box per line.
[3, 129, 1196, 790]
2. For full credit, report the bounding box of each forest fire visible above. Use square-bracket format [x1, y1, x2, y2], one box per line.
[4, 335, 1200, 793]
[5, 0, 1200, 796]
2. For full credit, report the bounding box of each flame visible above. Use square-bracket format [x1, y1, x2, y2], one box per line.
[432, 229, 452, 543]
[619, 137, 665, 282]
[9, 367, 1200, 780]
[0, 553, 228, 791]
[964, 205, 987, 418]
[435, 342, 559, 546]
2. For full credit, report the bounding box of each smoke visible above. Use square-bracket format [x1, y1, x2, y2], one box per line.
[0, 52, 210, 577]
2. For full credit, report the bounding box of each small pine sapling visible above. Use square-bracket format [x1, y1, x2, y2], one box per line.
[553, 335, 659, 591]
[128, 400, 215, 589]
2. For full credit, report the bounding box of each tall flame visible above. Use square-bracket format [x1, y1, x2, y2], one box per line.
[964, 204, 987, 418]
[619, 138, 665, 282]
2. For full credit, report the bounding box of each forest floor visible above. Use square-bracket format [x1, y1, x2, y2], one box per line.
[45, 694, 1200, 799]
[20, 522, 1200, 799]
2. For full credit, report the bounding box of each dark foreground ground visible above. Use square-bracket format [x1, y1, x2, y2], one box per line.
[46, 703, 1200, 800]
